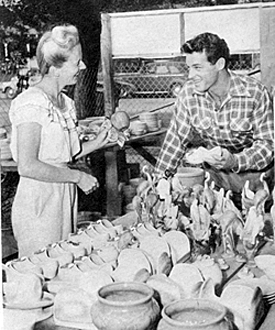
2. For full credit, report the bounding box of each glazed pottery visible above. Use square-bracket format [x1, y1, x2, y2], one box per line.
[157, 299, 232, 330]
[175, 167, 205, 188]
[91, 282, 160, 330]
[130, 121, 148, 135]
[139, 113, 159, 132]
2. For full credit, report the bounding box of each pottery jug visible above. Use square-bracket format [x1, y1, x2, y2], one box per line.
[91, 282, 160, 330]
[157, 299, 233, 330]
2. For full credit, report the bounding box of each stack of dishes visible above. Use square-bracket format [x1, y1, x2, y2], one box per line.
[264, 292, 275, 305]
[139, 112, 160, 132]
[254, 254, 275, 305]
[229, 276, 275, 306]
[2, 282, 54, 325]
[130, 120, 147, 136]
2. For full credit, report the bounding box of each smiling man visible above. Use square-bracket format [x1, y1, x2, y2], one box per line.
[155, 32, 274, 208]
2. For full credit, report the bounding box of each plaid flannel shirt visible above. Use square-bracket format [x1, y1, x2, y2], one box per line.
[155, 71, 274, 176]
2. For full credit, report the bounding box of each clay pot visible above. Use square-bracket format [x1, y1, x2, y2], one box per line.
[175, 167, 205, 188]
[91, 282, 160, 330]
[157, 299, 232, 330]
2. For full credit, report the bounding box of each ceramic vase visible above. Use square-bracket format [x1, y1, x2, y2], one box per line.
[157, 299, 233, 330]
[91, 282, 160, 330]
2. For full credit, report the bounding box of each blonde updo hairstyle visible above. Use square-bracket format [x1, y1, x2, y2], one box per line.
[36, 24, 80, 77]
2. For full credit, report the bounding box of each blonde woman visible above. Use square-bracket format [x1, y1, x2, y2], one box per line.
[9, 24, 108, 257]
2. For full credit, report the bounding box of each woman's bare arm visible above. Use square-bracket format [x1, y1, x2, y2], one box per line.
[17, 122, 80, 183]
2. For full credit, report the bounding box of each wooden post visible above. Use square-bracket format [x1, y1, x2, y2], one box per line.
[105, 149, 122, 217]
[259, 6, 275, 91]
[100, 13, 122, 217]
[100, 13, 116, 118]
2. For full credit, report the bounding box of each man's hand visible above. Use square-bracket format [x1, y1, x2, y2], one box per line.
[206, 148, 237, 171]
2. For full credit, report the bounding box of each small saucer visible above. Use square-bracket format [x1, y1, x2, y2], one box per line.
[3, 291, 54, 310]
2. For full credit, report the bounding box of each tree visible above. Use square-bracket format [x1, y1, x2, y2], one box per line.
[0, 0, 108, 118]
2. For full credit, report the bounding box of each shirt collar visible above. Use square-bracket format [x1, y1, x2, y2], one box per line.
[192, 70, 252, 98]
[228, 71, 252, 97]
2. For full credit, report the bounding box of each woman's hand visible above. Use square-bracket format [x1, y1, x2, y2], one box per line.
[75, 127, 110, 159]
[95, 127, 109, 149]
[77, 171, 99, 194]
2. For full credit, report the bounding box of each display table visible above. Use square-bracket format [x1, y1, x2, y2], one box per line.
[2, 211, 274, 330]
[30, 212, 275, 330]
[1, 127, 167, 218]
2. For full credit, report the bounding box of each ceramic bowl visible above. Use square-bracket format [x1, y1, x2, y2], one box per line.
[130, 121, 147, 135]
[175, 167, 205, 188]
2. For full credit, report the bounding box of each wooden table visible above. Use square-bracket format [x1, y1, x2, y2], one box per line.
[3, 211, 274, 330]
[33, 213, 275, 330]
[0, 128, 167, 218]
[1, 127, 165, 263]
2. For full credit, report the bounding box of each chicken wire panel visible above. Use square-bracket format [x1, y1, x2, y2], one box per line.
[113, 53, 261, 121]
[0, 52, 260, 133]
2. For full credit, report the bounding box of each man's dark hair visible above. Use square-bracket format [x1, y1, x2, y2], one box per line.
[181, 32, 230, 68]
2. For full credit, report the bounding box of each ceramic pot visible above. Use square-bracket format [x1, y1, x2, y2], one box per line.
[157, 299, 232, 330]
[175, 167, 205, 188]
[91, 282, 160, 330]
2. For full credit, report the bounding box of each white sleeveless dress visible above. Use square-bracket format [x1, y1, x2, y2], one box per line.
[9, 87, 81, 257]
